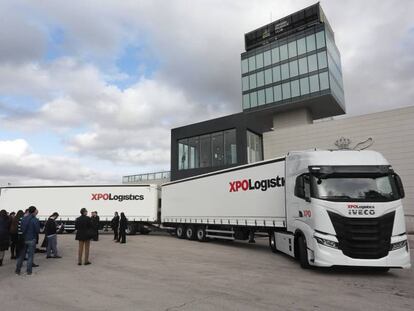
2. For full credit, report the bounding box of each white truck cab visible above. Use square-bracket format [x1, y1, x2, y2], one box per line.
[284, 150, 410, 269]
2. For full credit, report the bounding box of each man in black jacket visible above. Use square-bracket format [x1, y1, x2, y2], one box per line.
[91, 211, 100, 241]
[110, 212, 119, 241]
[45, 212, 61, 259]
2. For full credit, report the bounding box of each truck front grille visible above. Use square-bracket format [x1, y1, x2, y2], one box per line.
[327, 211, 395, 259]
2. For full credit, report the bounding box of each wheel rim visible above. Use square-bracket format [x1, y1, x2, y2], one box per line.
[177, 227, 183, 237]
[187, 228, 193, 238]
[197, 229, 204, 240]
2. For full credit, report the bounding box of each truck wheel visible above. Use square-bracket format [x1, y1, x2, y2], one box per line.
[126, 224, 136, 235]
[298, 235, 311, 269]
[186, 226, 196, 240]
[196, 226, 207, 242]
[176, 225, 185, 239]
[269, 232, 277, 253]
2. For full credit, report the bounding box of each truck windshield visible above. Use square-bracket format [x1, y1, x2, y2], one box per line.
[310, 174, 401, 202]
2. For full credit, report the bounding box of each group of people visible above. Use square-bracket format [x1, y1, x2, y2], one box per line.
[0, 206, 61, 275]
[110, 211, 128, 244]
[0, 206, 129, 275]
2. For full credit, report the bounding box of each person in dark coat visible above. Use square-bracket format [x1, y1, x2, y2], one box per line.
[0, 209, 11, 266]
[75, 208, 93, 265]
[118, 213, 128, 244]
[9, 210, 23, 259]
[45, 212, 61, 258]
[111, 212, 119, 241]
[91, 211, 100, 241]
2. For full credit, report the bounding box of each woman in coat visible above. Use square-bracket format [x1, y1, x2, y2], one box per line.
[0, 210, 11, 266]
[75, 208, 93, 265]
[118, 213, 128, 244]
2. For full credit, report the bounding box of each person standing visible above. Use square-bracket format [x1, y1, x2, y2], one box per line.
[111, 212, 119, 241]
[9, 210, 23, 259]
[118, 213, 128, 244]
[15, 206, 40, 275]
[75, 208, 93, 265]
[45, 212, 61, 259]
[0, 210, 11, 266]
[91, 211, 100, 241]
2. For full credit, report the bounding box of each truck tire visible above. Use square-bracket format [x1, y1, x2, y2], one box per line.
[269, 232, 277, 253]
[176, 225, 185, 239]
[196, 226, 207, 242]
[186, 226, 196, 240]
[126, 224, 137, 235]
[298, 235, 311, 269]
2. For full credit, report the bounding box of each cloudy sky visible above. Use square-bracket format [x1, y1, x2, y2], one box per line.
[0, 0, 413, 185]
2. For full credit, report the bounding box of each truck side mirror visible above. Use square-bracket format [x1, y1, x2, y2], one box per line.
[394, 174, 405, 199]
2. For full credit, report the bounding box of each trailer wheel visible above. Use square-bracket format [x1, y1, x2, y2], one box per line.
[126, 224, 136, 235]
[176, 225, 185, 239]
[269, 232, 277, 253]
[186, 226, 196, 240]
[298, 235, 311, 269]
[196, 226, 207, 242]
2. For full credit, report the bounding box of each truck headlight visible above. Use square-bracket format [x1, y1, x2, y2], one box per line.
[390, 240, 407, 251]
[315, 236, 339, 249]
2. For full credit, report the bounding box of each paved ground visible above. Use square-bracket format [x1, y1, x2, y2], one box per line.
[0, 232, 413, 311]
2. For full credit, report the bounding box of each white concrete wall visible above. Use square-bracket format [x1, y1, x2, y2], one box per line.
[263, 106, 414, 232]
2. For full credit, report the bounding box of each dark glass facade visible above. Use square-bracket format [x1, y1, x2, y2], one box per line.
[241, 3, 345, 118]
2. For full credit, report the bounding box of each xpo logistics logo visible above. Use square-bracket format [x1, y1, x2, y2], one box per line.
[91, 193, 144, 202]
[229, 176, 285, 192]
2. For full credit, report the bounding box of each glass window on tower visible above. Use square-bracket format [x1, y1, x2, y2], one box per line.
[300, 77, 310, 95]
[281, 63, 289, 80]
[242, 76, 249, 91]
[288, 41, 297, 58]
[224, 129, 237, 165]
[265, 87, 273, 104]
[319, 71, 329, 90]
[256, 71, 264, 87]
[316, 31, 326, 49]
[282, 82, 291, 100]
[243, 94, 250, 109]
[248, 55, 256, 71]
[297, 37, 306, 55]
[274, 84, 282, 101]
[289, 60, 298, 77]
[257, 89, 265, 106]
[212, 132, 224, 167]
[264, 50, 271, 67]
[187, 136, 200, 169]
[280, 44, 288, 61]
[256, 53, 264, 69]
[250, 92, 258, 107]
[291, 79, 300, 97]
[272, 47, 280, 64]
[264, 68, 272, 85]
[306, 34, 316, 52]
[241, 59, 249, 74]
[178, 139, 189, 170]
[249, 73, 257, 89]
[247, 130, 263, 163]
[317, 51, 327, 69]
[298, 57, 308, 75]
[309, 74, 320, 93]
[308, 54, 317, 72]
[273, 66, 281, 82]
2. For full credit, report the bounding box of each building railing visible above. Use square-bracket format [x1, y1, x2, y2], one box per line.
[122, 171, 171, 184]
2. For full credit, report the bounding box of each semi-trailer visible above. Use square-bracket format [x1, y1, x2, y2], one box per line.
[0, 184, 160, 235]
[162, 150, 411, 269]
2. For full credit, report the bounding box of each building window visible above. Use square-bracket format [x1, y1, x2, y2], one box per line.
[273, 66, 281, 82]
[297, 37, 306, 55]
[316, 31, 326, 49]
[272, 47, 280, 63]
[256, 71, 265, 87]
[241, 59, 249, 74]
[179, 129, 237, 170]
[242, 76, 249, 91]
[280, 44, 288, 61]
[319, 72, 329, 90]
[300, 77, 310, 95]
[264, 68, 272, 85]
[288, 41, 297, 58]
[306, 34, 316, 52]
[250, 92, 258, 107]
[258, 89, 265, 106]
[289, 60, 298, 77]
[264, 50, 272, 67]
[308, 54, 317, 72]
[248, 56, 256, 71]
[298, 57, 308, 75]
[247, 130, 263, 163]
[309, 74, 320, 93]
[249, 73, 257, 89]
[317, 51, 327, 69]
[265, 87, 273, 104]
[242, 94, 250, 109]
[282, 82, 291, 100]
[281, 63, 289, 80]
[274, 84, 282, 101]
[291, 79, 300, 97]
